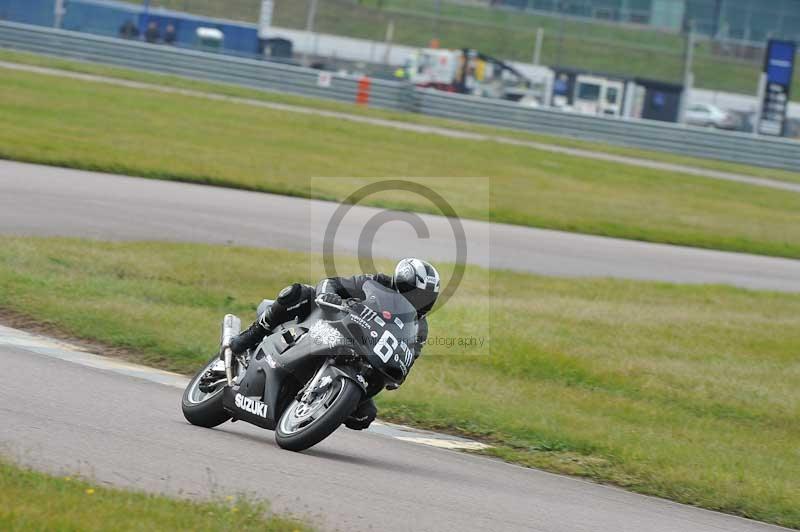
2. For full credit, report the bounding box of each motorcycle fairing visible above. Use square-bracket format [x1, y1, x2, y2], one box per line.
[223, 307, 350, 429]
[223, 282, 418, 430]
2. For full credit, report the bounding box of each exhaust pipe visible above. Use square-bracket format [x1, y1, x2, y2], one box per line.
[220, 314, 241, 385]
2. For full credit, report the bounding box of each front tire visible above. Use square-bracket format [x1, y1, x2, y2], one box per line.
[275, 378, 362, 452]
[181, 355, 231, 428]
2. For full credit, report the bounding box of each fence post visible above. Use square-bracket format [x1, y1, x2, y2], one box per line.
[678, 25, 695, 124]
[753, 71, 767, 136]
[258, 0, 274, 40]
[53, 0, 66, 29]
[383, 20, 395, 64]
[533, 27, 543, 65]
[301, 0, 318, 66]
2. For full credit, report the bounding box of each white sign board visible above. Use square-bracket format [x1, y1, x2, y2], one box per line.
[317, 71, 333, 88]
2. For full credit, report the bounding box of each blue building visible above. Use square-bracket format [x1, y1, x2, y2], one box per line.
[0, 0, 262, 56]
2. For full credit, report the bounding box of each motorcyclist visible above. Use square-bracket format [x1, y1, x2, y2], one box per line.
[227, 258, 440, 430]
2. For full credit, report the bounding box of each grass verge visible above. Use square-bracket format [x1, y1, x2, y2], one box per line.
[0, 459, 309, 531]
[2, 48, 798, 186]
[2, 59, 800, 260]
[0, 236, 798, 528]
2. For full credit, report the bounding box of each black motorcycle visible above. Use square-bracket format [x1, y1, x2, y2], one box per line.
[181, 281, 417, 451]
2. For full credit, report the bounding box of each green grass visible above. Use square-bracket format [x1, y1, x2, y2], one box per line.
[0, 237, 799, 528]
[124, 0, 800, 98]
[2, 61, 800, 260]
[3, 48, 798, 186]
[0, 459, 309, 531]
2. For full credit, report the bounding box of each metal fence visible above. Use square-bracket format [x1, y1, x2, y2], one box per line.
[113, 0, 800, 96]
[0, 21, 409, 109]
[0, 21, 798, 171]
[413, 90, 800, 170]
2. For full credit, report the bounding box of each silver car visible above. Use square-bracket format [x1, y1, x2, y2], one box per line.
[685, 103, 739, 130]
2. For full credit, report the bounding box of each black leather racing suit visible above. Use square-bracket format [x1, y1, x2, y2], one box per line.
[229, 274, 428, 430]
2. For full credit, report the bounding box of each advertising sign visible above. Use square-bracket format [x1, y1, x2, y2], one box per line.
[758, 39, 796, 136]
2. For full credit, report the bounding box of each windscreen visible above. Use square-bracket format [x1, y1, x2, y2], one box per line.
[354, 281, 420, 381]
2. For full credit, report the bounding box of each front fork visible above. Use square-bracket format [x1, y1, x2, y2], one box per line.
[297, 358, 370, 405]
[298, 358, 333, 404]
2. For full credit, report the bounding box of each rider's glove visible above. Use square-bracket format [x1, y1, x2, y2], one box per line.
[320, 293, 342, 306]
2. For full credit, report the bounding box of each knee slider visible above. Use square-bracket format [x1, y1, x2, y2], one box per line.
[260, 284, 304, 329]
[276, 283, 303, 306]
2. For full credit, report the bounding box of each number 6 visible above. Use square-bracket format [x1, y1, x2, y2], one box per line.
[373, 330, 398, 363]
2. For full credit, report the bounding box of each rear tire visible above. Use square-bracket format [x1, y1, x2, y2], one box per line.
[275, 378, 362, 452]
[181, 355, 231, 428]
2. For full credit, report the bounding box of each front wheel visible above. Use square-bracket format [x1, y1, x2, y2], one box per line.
[275, 377, 362, 452]
[181, 355, 231, 428]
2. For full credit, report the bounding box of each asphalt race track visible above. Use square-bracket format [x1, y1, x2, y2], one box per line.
[0, 160, 798, 531]
[2, 160, 800, 292]
[0, 327, 789, 532]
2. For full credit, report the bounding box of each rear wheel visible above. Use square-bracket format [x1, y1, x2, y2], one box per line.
[275, 378, 362, 452]
[181, 355, 231, 428]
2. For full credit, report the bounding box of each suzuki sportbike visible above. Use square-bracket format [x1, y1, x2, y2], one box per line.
[181, 281, 417, 451]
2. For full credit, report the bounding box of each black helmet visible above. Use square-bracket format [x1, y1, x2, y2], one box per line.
[393, 258, 440, 316]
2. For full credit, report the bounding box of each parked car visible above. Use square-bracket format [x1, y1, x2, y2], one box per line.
[685, 103, 739, 130]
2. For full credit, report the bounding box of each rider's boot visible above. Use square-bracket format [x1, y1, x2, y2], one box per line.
[229, 304, 280, 354]
[344, 397, 377, 430]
